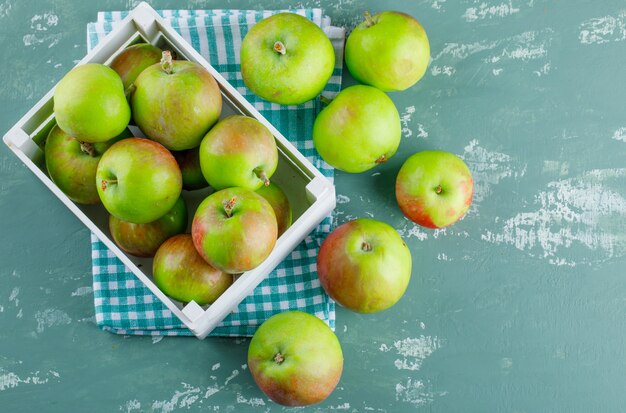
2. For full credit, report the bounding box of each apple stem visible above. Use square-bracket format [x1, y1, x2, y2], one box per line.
[255, 169, 270, 186]
[223, 196, 238, 218]
[361, 241, 372, 252]
[101, 179, 117, 191]
[79, 141, 97, 157]
[364, 11, 376, 27]
[435, 185, 443, 194]
[273, 41, 286, 55]
[161, 50, 174, 74]
[124, 83, 136, 100]
[375, 155, 387, 164]
[273, 353, 285, 364]
[320, 95, 333, 105]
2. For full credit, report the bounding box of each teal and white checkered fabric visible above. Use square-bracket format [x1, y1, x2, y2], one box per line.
[86, 8, 344, 337]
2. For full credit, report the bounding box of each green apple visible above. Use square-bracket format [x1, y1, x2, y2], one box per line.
[109, 196, 187, 257]
[240, 12, 335, 105]
[110, 43, 162, 90]
[317, 218, 412, 313]
[54, 63, 131, 143]
[256, 182, 292, 237]
[131, 51, 222, 150]
[192, 187, 277, 273]
[248, 311, 343, 406]
[345, 11, 430, 91]
[199, 115, 278, 191]
[172, 147, 209, 191]
[153, 234, 233, 305]
[396, 150, 474, 228]
[313, 85, 401, 173]
[44, 125, 128, 204]
[96, 138, 182, 224]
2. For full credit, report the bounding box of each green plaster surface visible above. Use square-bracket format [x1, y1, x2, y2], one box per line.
[2, 1, 626, 411]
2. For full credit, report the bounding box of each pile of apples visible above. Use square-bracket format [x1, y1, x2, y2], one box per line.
[48, 43, 293, 306]
[45, 8, 476, 408]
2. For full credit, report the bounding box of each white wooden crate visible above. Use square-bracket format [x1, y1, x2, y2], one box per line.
[2, 2, 335, 339]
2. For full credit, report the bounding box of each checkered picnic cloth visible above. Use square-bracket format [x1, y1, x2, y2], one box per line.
[86, 8, 344, 336]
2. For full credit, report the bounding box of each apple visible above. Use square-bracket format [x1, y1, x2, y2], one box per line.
[199, 115, 278, 191]
[396, 150, 473, 228]
[317, 218, 412, 313]
[110, 43, 162, 90]
[44, 125, 128, 204]
[96, 137, 182, 224]
[54, 63, 130, 143]
[153, 234, 233, 305]
[313, 85, 401, 173]
[248, 311, 343, 406]
[172, 147, 209, 191]
[131, 51, 222, 150]
[345, 11, 430, 91]
[240, 12, 335, 105]
[109, 196, 188, 257]
[192, 187, 277, 273]
[256, 182, 292, 236]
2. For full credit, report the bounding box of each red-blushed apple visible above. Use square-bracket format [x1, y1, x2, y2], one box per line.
[248, 311, 343, 406]
[240, 12, 335, 105]
[317, 218, 412, 313]
[192, 187, 277, 274]
[313, 85, 401, 173]
[110, 43, 162, 90]
[131, 51, 222, 150]
[256, 182, 292, 236]
[44, 125, 129, 204]
[153, 234, 233, 305]
[396, 150, 473, 228]
[96, 138, 182, 224]
[345, 11, 430, 91]
[54, 63, 130, 143]
[172, 147, 209, 191]
[109, 196, 188, 257]
[199, 115, 278, 191]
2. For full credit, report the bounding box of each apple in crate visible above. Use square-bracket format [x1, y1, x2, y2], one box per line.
[131, 51, 222, 150]
[109, 196, 188, 257]
[96, 138, 182, 224]
[199, 115, 278, 191]
[248, 311, 343, 406]
[172, 147, 209, 191]
[240, 12, 335, 105]
[256, 182, 292, 237]
[345, 11, 430, 91]
[192, 187, 277, 274]
[110, 43, 162, 90]
[313, 85, 401, 173]
[396, 150, 473, 228]
[54, 63, 130, 143]
[44, 125, 129, 205]
[317, 218, 412, 313]
[153, 234, 233, 305]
